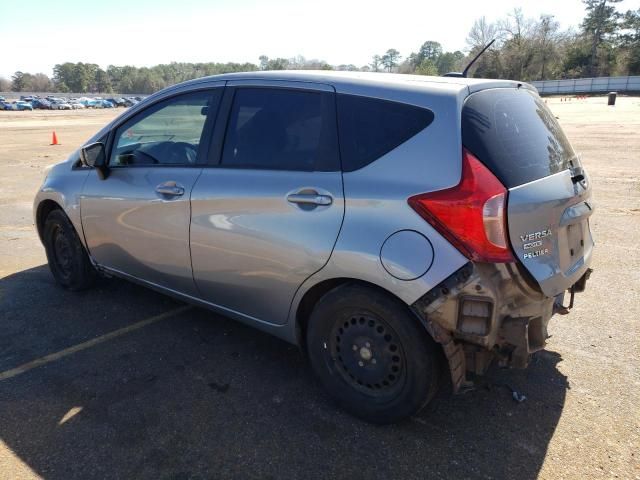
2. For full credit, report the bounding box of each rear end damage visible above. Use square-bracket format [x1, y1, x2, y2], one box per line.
[408, 85, 594, 391]
[411, 262, 592, 392]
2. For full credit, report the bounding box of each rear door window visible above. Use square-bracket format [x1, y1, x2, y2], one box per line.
[462, 88, 578, 188]
[221, 88, 339, 171]
[336, 95, 435, 172]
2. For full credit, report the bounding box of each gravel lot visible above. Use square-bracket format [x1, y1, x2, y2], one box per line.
[0, 97, 638, 479]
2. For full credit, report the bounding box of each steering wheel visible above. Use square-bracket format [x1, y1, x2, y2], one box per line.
[167, 142, 198, 164]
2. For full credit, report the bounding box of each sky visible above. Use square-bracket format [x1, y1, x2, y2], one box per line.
[1, 0, 639, 78]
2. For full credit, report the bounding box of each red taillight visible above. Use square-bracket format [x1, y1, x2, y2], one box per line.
[408, 148, 514, 263]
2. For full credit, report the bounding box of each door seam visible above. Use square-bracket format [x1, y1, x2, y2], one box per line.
[188, 167, 206, 298]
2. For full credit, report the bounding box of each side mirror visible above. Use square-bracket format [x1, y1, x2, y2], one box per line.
[80, 142, 108, 179]
[80, 142, 105, 167]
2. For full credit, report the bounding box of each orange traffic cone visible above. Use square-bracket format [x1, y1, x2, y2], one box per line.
[51, 131, 59, 145]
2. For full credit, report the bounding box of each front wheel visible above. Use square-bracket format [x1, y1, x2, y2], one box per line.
[43, 209, 96, 290]
[306, 284, 441, 424]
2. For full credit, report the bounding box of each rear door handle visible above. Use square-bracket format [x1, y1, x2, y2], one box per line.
[286, 192, 333, 206]
[156, 181, 185, 197]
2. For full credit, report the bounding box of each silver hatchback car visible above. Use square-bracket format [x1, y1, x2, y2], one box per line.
[34, 71, 594, 423]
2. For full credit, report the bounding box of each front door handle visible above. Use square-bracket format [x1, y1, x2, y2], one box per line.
[286, 192, 333, 206]
[156, 181, 185, 197]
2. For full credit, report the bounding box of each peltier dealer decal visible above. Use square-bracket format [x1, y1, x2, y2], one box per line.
[520, 229, 552, 259]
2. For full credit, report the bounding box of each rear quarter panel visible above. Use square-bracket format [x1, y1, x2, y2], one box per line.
[287, 83, 470, 329]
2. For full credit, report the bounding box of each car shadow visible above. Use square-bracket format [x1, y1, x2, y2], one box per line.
[0, 265, 569, 479]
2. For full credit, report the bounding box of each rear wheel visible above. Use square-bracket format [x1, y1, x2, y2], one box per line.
[306, 284, 440, 424]
[43, 209, 96, 290]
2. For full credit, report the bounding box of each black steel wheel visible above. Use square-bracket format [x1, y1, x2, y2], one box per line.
[307, 283, 441, 424]
[330, 312, 406, 396]
[43, 209, 96, 290]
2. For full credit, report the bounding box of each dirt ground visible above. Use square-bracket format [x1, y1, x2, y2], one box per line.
[0, 97, 638, 479]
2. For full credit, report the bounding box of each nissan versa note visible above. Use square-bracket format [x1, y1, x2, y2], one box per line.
[34, 71, 594, 423]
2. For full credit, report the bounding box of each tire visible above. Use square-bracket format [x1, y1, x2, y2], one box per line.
[43, 209, 96, 290]
[306, 283, 440, 424]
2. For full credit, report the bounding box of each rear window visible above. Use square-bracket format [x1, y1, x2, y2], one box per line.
[337, 94, 434, 172]
[462, 88, 578, 188]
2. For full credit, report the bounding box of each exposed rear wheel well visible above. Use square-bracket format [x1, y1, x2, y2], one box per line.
[296, 278, 440, 356]
[36, 200, 63, 242]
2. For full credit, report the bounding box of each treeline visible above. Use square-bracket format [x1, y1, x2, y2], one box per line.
[1, 1, 638, 94]
[3, 62, 260, 95]
[461, 1, 640, 80]
[373, 1, 640, 80]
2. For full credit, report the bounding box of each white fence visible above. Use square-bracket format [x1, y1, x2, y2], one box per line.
[531, 76, 640, 95]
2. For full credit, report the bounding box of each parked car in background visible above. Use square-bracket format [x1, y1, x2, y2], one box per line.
[93, 99, 115, 108]
[0, 101, 12, 110]
[69, 101, 86, 109]
[106, 97, 126, 107]
[123, 98, 138, 107]
[80, 98, 97, 108]
[0, 96, 5, 102]
[32, 99, 52, 109]
[13, 101, 33, 111]
[51, 101, 72, 110]
[20, 95, 35, 102]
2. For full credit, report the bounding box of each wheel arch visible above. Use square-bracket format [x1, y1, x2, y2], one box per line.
[294, 277, 441, 356]
[35, 199, 64, 243]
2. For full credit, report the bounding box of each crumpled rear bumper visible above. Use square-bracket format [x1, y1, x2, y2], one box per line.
[411, 261, 590, 391]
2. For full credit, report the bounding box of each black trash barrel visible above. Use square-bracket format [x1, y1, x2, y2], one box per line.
[608, 91, 617, 106]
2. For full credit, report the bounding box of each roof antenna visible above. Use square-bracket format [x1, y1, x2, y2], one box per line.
[443, 39, 496, 78]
